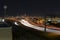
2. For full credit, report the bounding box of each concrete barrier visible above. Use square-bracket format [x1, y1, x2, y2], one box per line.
[0, 27, 12, 40]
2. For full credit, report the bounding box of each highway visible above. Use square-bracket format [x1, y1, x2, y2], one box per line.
[19, 19, 60, 35]
[4, 17, 60, 35]
[1, 17, 60, 40]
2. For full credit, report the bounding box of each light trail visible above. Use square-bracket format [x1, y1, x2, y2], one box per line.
[14, 22, 19, 25]
[19, 19, 60, 35]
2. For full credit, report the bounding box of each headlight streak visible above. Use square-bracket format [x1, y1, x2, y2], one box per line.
[19, 19, 60, 35]
[14, 22, 19, 25]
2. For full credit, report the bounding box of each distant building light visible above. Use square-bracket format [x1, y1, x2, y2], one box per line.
[57, 20, 60, 22]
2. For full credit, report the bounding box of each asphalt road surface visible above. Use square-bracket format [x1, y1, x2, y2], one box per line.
[13, 26, 46, 40]
[0, 22, 59, 40]
[0, 26, 59, 40]
[13, 26, 60, 40]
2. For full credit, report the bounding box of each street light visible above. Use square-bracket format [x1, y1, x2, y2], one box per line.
[3, 5, 7, 17]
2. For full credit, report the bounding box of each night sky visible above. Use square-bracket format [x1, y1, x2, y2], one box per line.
[0, 0, 60, 16]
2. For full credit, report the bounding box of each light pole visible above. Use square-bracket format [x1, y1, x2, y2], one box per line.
[44, 16, 46, 32]
[4, 5, 7, 17]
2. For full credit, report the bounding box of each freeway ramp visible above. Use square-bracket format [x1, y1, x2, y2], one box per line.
[19, 19, 60, 38]
[19, 19, 60, 34]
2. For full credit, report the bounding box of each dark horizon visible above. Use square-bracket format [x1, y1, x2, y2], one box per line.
[0, 0, 60, 16]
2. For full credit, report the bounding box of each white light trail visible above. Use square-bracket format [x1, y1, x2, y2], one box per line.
[19, 19, 60, 35]
[14, 22, 18, 25]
